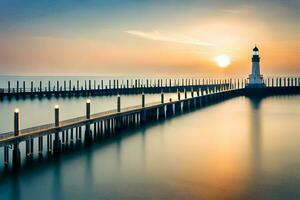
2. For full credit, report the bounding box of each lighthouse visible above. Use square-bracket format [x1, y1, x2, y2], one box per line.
[246, 46, 265, 88]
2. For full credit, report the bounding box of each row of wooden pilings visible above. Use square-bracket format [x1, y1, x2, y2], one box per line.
[2, 77, 299, 98]
[4, 78, 231, 93]
[264, 77, 300, 87]
[2, 85, 239, 170]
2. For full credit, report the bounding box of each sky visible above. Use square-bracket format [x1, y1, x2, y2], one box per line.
[0, 0, 299, 76]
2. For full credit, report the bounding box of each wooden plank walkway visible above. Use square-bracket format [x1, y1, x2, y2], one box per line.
[0, 99, 175, 147]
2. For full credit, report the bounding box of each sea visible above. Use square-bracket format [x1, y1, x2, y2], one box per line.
[0, 76, 300, 200]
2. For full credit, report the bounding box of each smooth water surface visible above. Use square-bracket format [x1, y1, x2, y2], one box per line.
[0, 95, 300, 200]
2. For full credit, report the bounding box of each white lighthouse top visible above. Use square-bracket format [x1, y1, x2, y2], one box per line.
[247, 45, 265, 88]
[253, 46, 259, 55]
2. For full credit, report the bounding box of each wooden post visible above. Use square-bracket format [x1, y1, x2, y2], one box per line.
[53, 105, 61, 154]
[14, 109, 20, 136]
[166, 98, 174, 117]
[142, 93, 145, 108]
[38, 136, 43, 155]
[159, 92, 165, 119]
[16, 81, 19, 93]
[70, 128, 74, 143]
[279, 77, 281, 87]
[64, 81, 66, 91]
[8, 81, 11, 93]
[141, 93, 146, 124]
[57, 81, 59, 91]
[39, 81, 42, 92]
[13, 108, 21, 167]
[65, 130, 69, 145]
[22, 81, 25, 93]
[3, 145, 10, 167]
[175, 90, 181, 114]
[48, 81, 51, 92]
[86, 99, 91, 119]
[85, 99, 92, 144]
[31, 81, 33, 92]
[190, 88, 195, 108]
[117, 95, 121, 112]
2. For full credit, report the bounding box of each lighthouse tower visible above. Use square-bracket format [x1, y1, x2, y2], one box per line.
[246, 46, 265, 88]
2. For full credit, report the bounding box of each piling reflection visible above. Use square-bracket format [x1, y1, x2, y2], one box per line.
[53, 158, 62, 200]
[84, 146, 94, 199]
[11, 173, 20, 200]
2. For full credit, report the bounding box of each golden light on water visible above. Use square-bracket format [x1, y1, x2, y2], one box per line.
[215, 55, 231, 68]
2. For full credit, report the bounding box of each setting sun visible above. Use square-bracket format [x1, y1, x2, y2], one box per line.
[216, 55, 231, 68]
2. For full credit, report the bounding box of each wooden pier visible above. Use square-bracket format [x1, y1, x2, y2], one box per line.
[0, 77, 299, 170]
[0, 78, 235, 99]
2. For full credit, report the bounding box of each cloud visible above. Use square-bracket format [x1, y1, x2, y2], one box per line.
[220, 5, 253, 14]
[124, 30, 214, 46]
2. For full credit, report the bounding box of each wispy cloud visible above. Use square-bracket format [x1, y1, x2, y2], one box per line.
[220, 5, 253, 14]
[124, 30, 214, 46]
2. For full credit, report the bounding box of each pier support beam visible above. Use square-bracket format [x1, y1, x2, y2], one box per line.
[175, 90, 181, 114]
[158, 92, 165, 119]
[85, 99, 92, 145]
[182, 89, 189, 112]
[166, 99, 174, 117]
[4, 146, 9, 166]
[38, 136, 43, 155]
[190, 89, 195, 109]
[141, 93, 146, 124]
[117, 95, 121, 113]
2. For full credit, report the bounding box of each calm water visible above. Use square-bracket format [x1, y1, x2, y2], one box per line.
[0, 95, 299, 199]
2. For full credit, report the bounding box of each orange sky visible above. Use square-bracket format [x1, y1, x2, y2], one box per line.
[0, 1, 299, 76]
